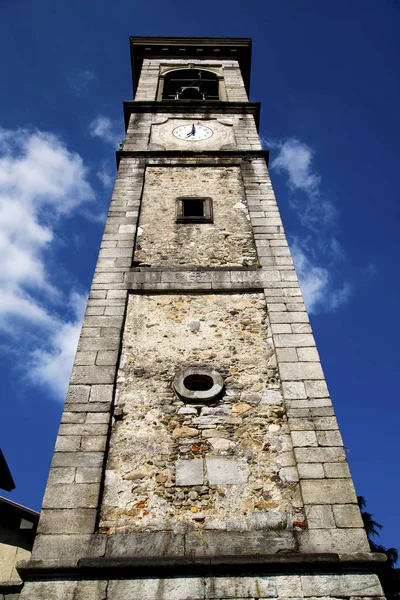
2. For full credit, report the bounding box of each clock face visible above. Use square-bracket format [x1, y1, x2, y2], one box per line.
[172, 124, 213, 142]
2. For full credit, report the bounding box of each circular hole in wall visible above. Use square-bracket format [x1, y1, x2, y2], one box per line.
[173, 367, 224, 403]
[184, 374, 214, 391]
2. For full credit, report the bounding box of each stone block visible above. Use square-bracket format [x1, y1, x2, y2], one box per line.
[282, 381, 307, 399]
[275, 347, 298, 362]
[75, 466, 102, 483]
[42, 483, 100, 509]
[51, 452, 103, 468]
[107, 578, 203, 600]
[305, 379, 329, 398]
[80, 436, 107, 452]
[185, 530, 297, 556]
[205, 575, 277, 598]
[324, 462, 351, 478]
[300, 479, 357, 504]
[78, 337, 120, 351]
[269, 311, 308, 324]
[291, 431, 318, 447]
[295, 446, 346, 463]
[58, 423, 108, 436]
[297, 463, 324, 479]
[271, 324, 292, 334]
[291, 322, 312, 333]
[85, 413, 109, 424]
[31, 534, 106, 563]
[106, 532, 184, 557]
[305, 504, 335, 529]
[314, 416, 339, 430]
[275, 574, 302, 597]
[298, 527, 370, 553]
[176, 458, 204, 486]
[61, 412, 86, 424]
[55, 436, 81, 452]
[70, 366, 115, 385]
[82, 315, 123, 328]
[205, 456, 250, 484]
[74, 350, 97, 363]
[301, 573, 383, 597]
[96, 350, 119, 365]
[333, 504, 364, 528]
[90, 385, 113, 403]
[317, 430, 343, 446]
[47, 467, 75, 484]
[279, 466, 299, 482]
[65, 385, 90, 403]
[280, 362, 324, 381]
[297, 347, 320, 361]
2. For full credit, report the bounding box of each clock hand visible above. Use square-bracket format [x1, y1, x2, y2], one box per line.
[186, 124, 196, 138]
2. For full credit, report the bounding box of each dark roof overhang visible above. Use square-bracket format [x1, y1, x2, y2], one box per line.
[0, 449, 15, 492]
[129, 36, 252, 97]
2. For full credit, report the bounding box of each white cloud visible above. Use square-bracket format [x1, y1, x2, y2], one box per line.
[291, 242, 351, 314]
[0, 127, 95, 398]
[96, 162, 114, 188]
[89, 115, 122, 148]
[28, 293, 87, 398]
[271, 138, 320, 196]
[68, 69, 96, 95]
[266, 136, 351, 314]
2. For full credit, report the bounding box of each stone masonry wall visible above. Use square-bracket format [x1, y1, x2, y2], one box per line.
[20, 154, 380, 599]
[100, 293, 302, 534]
[136, 166, 258, 267]
[124, 112, 262, 152]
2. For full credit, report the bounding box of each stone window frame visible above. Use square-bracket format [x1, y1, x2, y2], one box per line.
[157, 64, 227, 101]
[176, 196, 213, 224]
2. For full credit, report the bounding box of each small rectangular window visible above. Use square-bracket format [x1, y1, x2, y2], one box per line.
[176, 197, 213, 223]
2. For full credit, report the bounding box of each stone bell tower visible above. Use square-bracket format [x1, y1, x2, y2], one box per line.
[18, 37, 386, 600]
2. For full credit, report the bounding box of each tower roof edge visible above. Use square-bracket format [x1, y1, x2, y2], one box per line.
[129, 36, 252, 96]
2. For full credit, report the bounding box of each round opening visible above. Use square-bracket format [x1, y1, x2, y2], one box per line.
[184, 374, 214, 391]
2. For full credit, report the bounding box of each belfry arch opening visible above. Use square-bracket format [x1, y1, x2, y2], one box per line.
[161, 69, 220, 100]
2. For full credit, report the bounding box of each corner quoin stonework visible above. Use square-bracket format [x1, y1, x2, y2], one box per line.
[17, 37, 386, 600]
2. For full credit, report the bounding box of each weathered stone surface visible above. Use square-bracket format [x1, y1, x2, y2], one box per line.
[100, 293, 297, 533]
[185, 530, 297, 556]
[107, 577, 203, 600]
[176, 459, 204, 486]
[137, 166, 257, 268]
[301, 573, 383, 597]
[300, 479, 357, 504]
[205, 457, 250, 485]
[298, 528, 370, 553]
[31, 534, 106, 563]
[205, 575, 277, 598]
[106, 532, 184, 557]
[333, 504, 364, 528]
[19, 580, 108, 600]
[42, 483, 100, 509]
[305, 504, 335, 529]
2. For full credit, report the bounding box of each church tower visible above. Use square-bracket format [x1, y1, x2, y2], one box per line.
[18, 37, 386, 600]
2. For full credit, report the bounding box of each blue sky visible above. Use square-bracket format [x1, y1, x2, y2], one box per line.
[0, 0, 399, 554]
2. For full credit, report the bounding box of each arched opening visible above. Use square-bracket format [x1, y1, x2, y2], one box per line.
[162, 69, 219, 101]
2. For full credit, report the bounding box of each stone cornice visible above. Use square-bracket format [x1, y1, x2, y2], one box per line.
[123, 100, 261, 132]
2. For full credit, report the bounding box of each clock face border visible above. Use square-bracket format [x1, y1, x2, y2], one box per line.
[172, 124, 214, 142]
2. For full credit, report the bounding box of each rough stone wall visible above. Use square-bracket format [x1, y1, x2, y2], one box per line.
[100, 293, 302, 534]
[136, 166, 258, 267]
[135, 58, 248, 102]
